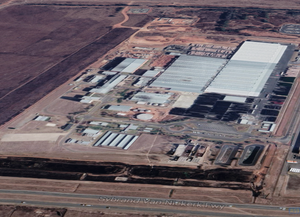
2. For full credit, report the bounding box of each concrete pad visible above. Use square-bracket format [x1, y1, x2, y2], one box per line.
[172, 92, 198, 108]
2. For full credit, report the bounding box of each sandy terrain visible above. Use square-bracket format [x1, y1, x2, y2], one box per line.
[0, 4, 135, 125]
[20, 0, 300, 10]
[1, 133, 67, 142]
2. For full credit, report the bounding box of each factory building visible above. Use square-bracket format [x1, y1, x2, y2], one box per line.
[150, 55, 227, 93]
[93, 131, 138, 150]
[205, 41, 288, 97]
[90, 74, 127, 94]
[112, 58, 146, 73]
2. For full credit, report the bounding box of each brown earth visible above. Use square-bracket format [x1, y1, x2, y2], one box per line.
[22, 0, 300, 10]
[123, 14, 154, 27]
[0, 4, 137, 125]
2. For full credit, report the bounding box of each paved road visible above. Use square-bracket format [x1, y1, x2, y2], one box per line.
[0, 198, 272, 217]
[0, 189, 288, 213]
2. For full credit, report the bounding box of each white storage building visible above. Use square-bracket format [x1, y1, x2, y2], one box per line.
[205, 41, 287, 97]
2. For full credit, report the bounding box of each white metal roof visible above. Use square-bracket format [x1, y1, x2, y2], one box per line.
[223, 96, 247, 103]
[34, 116, 49, 121]
[107, 105, 132, 112]
[150, 55, 227, 93]
[90, 75, 127, 94]
[90, 75, 105, 83]
[205, 41, 287, 97]
[231, 41, 287, 63]
[112, 58, 146, 73]
[143, 70, 159, 77]
[93, 131, 138, 149]
[82, 128, 100, 135]
[131, 92, 171, 104]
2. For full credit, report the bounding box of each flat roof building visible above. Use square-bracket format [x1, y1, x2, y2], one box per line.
[107, 105, 132, 112]
[150, 55, 227, 93]
[205, 41, 288, 97]
[112, 58, 146, 73]
[90, 75, 127, 94]
[131, 92, 172, 104]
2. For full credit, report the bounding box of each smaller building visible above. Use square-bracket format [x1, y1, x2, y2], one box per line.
[133, 77, 152, 87]
[143, 70, 160, 77]
[34, 116, 50, 121]
[112, 58, 146, 73]
[258, 121, 276, 133]
[82, 128, 100, 137]
[107, 105, 132, 112]
[131, 92, 172, 104]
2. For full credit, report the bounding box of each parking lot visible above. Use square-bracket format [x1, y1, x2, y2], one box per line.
[280, 24, 300, 35]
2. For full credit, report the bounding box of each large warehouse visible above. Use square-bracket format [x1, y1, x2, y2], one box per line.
[150, 55, 227, 93]
[205, 41, 288, 97]
[112, 58, 146, 73]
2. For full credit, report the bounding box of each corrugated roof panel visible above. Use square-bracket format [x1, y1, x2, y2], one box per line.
[143, 70, 159, 77]
[108, 134, 127, 147]
[101, 133, 118, 146]
[121, 59, 146, 73]
[93, 131, 111, 146]
[90, 75, 127, 94]
[205, 42, 287, 97]
[123, 136, 138, 150]
[151, 55, 227, 93]
[117, 135, 134, 148]
[112, 58, 135, 72]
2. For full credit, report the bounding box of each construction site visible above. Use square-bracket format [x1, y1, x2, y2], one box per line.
[1, 0, 300, 216]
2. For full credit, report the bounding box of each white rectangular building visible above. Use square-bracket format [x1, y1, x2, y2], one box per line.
[205, 41, 287, 97]
[90, 75, 127, 94]
[112, 58, 146, 73]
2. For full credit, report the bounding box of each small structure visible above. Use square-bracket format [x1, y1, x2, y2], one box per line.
[89, 75, 105, 83]
[89, 121, 108, 126]
[223, 96, 247, 103]
[107, 105, 132, 112]
[143, 70, 159, 77]
[133, 77, 152, 87]
[80, 95, 101, 104]
[125, 124, 139, 131]
[289, 168, 300, 173]
[82, 128, 100, 137]
[34, 116, 50, 121]
[259, 121, 276, 133]
[143, 127, 153, 132]
[90, 75, 127, 94]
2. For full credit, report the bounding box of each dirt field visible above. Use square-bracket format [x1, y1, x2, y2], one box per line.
[0, 4, 136, 125]
[123, 14, 154, 27]
[23, 0, 300, 10]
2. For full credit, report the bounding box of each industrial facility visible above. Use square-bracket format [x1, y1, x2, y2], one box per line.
[112, 58, 146, 73]
[205, 41, 288, 97]
[151, 55, 227, 93]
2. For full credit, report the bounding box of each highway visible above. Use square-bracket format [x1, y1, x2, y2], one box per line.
[0, 198, 272, 217]
[0, 189, 289, 215]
